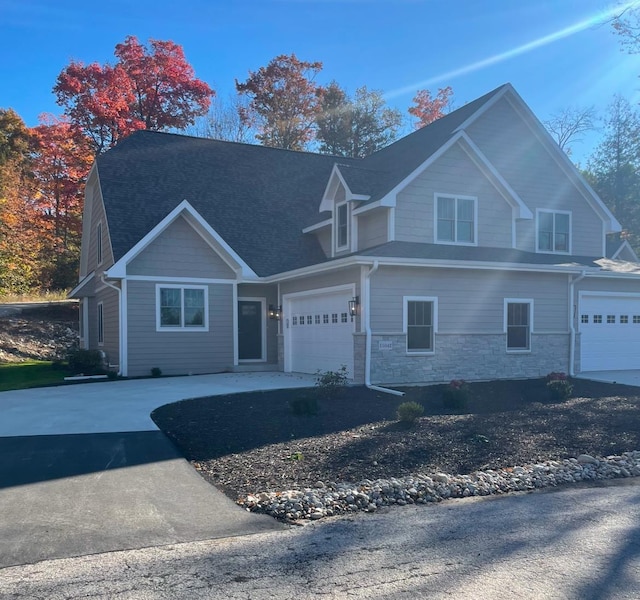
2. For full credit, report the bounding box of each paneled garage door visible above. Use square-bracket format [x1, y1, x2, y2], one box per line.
[580, 294, 640, 371]
[286, 289, 354, 375]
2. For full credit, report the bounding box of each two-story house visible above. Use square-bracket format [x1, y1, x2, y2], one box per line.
[70, 83, 640, 384]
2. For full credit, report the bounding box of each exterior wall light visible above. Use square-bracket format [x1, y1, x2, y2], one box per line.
[348, 296, 359, 318]
[268, 305, 282, 320]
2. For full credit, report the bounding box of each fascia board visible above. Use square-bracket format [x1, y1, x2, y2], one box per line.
[107, 199, 257, 279]
[302, 218, 332, 234]
[320, 164, 350, 212]
[68, 272, 95, 298]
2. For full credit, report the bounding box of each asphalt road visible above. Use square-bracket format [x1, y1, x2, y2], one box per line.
[2, 478, 640, 599]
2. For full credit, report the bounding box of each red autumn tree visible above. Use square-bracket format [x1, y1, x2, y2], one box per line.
[236, 54, 323, 150]
[408, 86, 454, 129]
[54, 36, 214, 155]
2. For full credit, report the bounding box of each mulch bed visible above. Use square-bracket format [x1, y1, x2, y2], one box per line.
[151, 378, 640, 500]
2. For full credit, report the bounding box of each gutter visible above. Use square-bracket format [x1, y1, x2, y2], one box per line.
[568, 270, 587, 377]
[364, 261, 405, 396]
[100, 273, 123, 376]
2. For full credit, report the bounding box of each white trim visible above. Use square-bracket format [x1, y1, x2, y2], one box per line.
[403, 296, 438, 355]
[504, 298, 534, 353]
[107, 200, 257, 279]
[302, 218, 332, 234]
[155, 284, 210, 332]
[320, 165, 349, 212]
[120, 278, 128, 377]
[282, 283, 356, 373]
[434, 193, 478, 246]
[97, 301, 104, 346]
[351, 210, 358, 253]
[579, 291, 640, 300]
[536, 209, 572, 254]
[232, 283, 238, 366]
[453, 84, 510, 133]
[610, 240, 639, 262]
[237, 296, 267, 362]
[352, 200, 384, 215]
[126, 275, 234, 284]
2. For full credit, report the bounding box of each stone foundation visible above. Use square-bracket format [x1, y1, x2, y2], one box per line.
[371, 333, 570, 384]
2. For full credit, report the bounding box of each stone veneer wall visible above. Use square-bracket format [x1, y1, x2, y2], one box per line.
[370, 333, 570, 384]
[353, 333, 366, 384]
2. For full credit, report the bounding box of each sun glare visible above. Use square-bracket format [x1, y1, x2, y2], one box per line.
[385, 0, 640, 100]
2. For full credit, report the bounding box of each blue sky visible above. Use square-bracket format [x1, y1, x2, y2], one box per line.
[2, 0, 639, 161]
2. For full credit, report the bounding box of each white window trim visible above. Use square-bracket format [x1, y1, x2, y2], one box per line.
[97, 301, 104, 346]
[156, 284, 209, 332]
[434, 193, 478, 246]
[334, 201, 349, 253]
[403, 296, 438, 355]
[96, 221, 103, 266]
[536, 209, 572, 254]
[504, 298, 534, 353]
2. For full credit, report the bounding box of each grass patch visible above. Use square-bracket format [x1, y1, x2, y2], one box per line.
[0, 360, 71, 391]
[0, 290, 71, 304]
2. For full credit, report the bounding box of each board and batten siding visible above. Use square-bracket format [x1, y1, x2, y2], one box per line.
[127, 216, 236, 279]
[370, 266, 569, 334]
[127, 280, 233, 376]
[87, 181, 114, 274]
[465, 97, 604, 256]
[237, 283, 279, 364]
[357, 209, 388, 251]
[394, 143, 513, 248]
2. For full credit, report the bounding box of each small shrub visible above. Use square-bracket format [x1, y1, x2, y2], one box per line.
[151, 367, 162, 378]
[67, 348, 105, 375]
[442, 379, 471, 410]
[397, 401, 424, 425]
[315, 364, 349, 399]
[546, 372, 573, 402]
[289, 394, 318, 416]
[289, 451, 304, 461]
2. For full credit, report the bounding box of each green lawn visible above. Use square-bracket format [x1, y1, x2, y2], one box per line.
[0, 361, 70, 391]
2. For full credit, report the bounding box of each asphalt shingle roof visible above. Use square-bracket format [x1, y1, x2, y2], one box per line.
[96, 84, 510, 277]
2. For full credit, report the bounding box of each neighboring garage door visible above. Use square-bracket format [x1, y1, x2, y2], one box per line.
[286, 289, 354, 375]
[580, 294, 640, 371]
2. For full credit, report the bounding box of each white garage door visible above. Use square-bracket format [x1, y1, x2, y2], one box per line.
[580, 295, 640, 371]
[286, 289, 354, 376]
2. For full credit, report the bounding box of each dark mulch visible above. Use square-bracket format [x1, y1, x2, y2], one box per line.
[151, 378, 640, 500]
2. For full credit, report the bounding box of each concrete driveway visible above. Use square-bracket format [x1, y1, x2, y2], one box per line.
[0, 372, 316, 568]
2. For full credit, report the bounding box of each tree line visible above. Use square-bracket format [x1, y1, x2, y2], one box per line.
[1, 9, 639, 296]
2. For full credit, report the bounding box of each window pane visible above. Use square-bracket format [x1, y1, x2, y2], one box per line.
[507, 326, 529, 349]
[408, 326, 432, 351]
[507, 302, 530, 349]
[437, 218, 454, 241]
[437, 197, 455, 220]
[539, 212, 553, 232]
[407, 301, 433, 351]
[457, 221, 473, 243]
[337, 204, 348, 247]
[160, 288, 181, 326]
[554, 232, 568, 251]
[184, 289, 205, 326]
[555, 213, 569, 234]
[457, 199, 474, 221]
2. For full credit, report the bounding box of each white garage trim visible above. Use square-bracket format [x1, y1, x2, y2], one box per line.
[578, 291, 640, 372]
[283, 284, 356, 375]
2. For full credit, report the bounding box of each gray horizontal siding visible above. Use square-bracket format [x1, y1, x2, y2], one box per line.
[280, 267, 360, 297]
[466, 97, 604, 256]
[370, 266, 568, 334]
[395, 143, 513, 248]
[316, 227, 331, 257]
[358, 209, 388, 251]
[86, 287, 119, 367]
[126, 280, 234, 377]
[127, 216, 236, 278]
[87, 183, 114, 274]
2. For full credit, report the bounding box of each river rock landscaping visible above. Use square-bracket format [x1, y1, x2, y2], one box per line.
[151, 378, 640, 521]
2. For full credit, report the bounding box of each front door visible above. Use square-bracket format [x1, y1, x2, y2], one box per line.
[238, 300, 264, 361]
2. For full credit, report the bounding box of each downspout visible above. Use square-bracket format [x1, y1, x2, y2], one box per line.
[568, 270, 587, 377]
[100, 273, 123, 376]
[364, 261, 405, 396]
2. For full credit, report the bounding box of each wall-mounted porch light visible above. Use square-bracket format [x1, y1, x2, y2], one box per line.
[348, 296, 359, 318]
[268, 305, 282, 320]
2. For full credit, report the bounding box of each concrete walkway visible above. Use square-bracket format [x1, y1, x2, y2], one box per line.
[0, 372, 316, 568]
[574, 370, 640, 387]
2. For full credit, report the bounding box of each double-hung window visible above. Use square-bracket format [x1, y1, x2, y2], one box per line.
[97, 302, 104, 346]
[537, 210, 570, 253]
[505, 299, 532, 351]
[336, 202, 348, 251]
[405, 297, 437, 353]
[436, 195, 477, 244]
[157, 285, 208, 331]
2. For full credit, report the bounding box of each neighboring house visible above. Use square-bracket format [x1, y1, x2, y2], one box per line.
[70, 83, 640, 384]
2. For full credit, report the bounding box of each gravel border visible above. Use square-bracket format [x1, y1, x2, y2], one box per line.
[238, 451, 640, 521]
